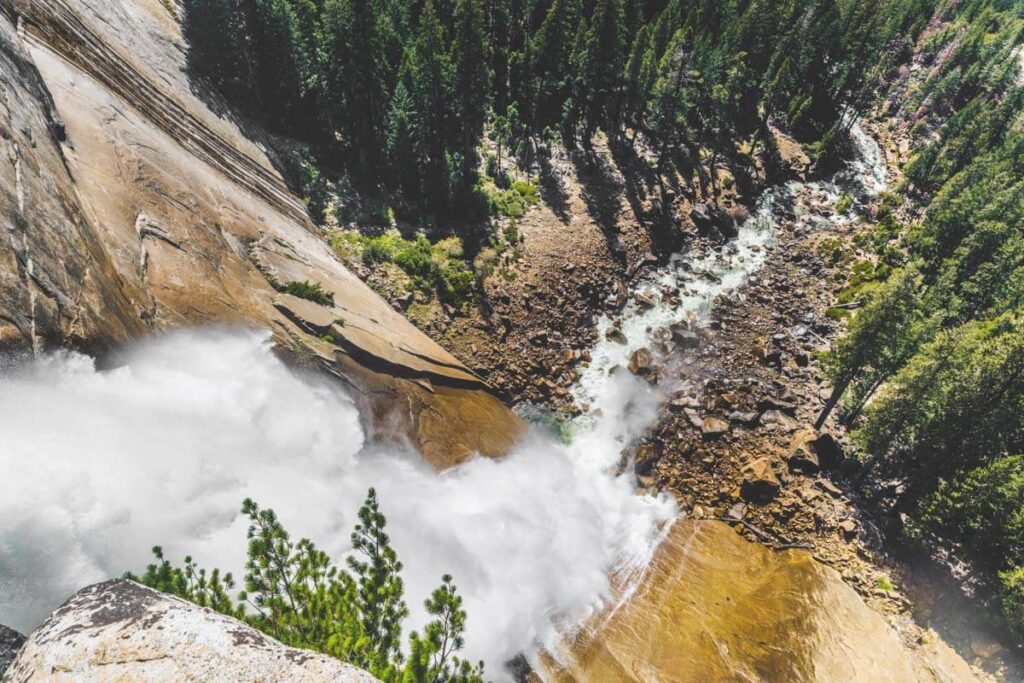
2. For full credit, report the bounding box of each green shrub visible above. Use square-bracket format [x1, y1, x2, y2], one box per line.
[999, 567, 1024, 637]
[330, 230, 476, 308]
[394, 236, 436, 285]
[282, 280, 334, 306]
[835, 193, 854, 214]
[361, 234, 401, 264]
[503, 222, 520, 246]
[127, 490, 484, 683]
[474, 177, 540, 219]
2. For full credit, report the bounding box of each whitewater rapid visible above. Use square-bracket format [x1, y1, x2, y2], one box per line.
[0, 124, 886, 678]
[575, 123, 887, 414]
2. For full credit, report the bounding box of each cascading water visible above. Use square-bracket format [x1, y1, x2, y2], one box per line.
[0, 329, 674, 677]
[574, 123, 887, 415]
[0, 125, 886, 679]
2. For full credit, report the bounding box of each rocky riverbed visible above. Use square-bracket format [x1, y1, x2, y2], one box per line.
[438, 122, 1022, 679]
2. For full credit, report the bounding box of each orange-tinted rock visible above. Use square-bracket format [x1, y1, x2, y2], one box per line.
[537, 520, 977, 683]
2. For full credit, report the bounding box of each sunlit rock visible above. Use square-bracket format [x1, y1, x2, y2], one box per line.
[536, 520, 978, 683]
[4, 580, 379, 682]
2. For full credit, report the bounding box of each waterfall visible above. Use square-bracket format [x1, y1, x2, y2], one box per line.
[0, 124, 887, 679]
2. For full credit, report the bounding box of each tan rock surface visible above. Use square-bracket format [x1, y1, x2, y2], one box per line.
[0, 0, 523, 464]
[538, 520, 978, 683]
[2, 580, 379, 682]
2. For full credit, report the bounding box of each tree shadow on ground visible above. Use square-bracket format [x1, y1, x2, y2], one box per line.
[569, 144, 628, 262]
[607, 136, 688, 256]
[536, 152, 571, 223]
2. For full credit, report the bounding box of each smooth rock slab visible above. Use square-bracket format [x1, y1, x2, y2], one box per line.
[3, 580, 379, 682]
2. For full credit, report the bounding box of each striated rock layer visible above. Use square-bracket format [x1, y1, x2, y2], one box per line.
[539, 520, 978, 683]
[1, 580, 380, 682]
[0, 0, 523, 466]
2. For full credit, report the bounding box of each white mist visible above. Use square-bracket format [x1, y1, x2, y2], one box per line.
[0, 328, 674, 677]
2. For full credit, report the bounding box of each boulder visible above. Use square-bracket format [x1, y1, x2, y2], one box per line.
[627, 347, 655, 376]
[4, 580, 379, 682]
[0, 626, 24, 679]
[672, 328, 701, 350]
[701, 416, 730, 439]
[787, 429, 842, 473]
[690, 203, 737, 238]
[0, 1, 525, 468]
[606, 327, 628, 345]
[760, 409, 800, 433]
[741, 457, 781, 503]
[631, 442, 660, 475]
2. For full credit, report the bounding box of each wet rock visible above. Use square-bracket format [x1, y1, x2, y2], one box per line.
[632, 442, 660, 475]
[6, 580, 379, 682]
[741, 457, 781, 503]
[701, 416, 730, 439]
[628, 347, 655, 376]
[606, 326, 628, 344]
[636, 292, 657, 309]
[0, 625, 25, 678]
[690, 203, 737, 239]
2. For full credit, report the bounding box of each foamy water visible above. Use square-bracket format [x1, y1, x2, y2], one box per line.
[574, 123, 887, 415]
[0, 329, 674, 677]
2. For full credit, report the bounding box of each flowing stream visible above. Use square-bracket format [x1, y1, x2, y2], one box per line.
[0, 127, 886, 679]
[574, 124, 886, 416]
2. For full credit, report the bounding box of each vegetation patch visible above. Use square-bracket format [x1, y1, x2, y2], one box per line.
[281, 280, 335, 306]
[473, 176, 540, 219]
[127, 490, 484, 682]
[331, 231, 476, 308]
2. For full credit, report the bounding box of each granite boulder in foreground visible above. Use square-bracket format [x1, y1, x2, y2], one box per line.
[2, 580, 379, 682]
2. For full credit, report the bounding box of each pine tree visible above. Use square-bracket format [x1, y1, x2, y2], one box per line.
[128, 490, 481, 683]
[409, 0, 455, 212]
[182, 0, 256, 106]
[249, 0, 306, 128]
[528, 0, 577, 130]
[451, 0, 491, 180]
[348, 488, 409, 678]
[386, 74, 423, 201]
[322, 0, 389, 172]
[572, 0, 626, 141]
[619, 23, 655, 134]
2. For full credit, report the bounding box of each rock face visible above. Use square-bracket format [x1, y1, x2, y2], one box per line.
[2, 580, 379, 682]
[538, 520, 978, 683]
[0, 0, 523, 467]
[0, 626, 24, 678]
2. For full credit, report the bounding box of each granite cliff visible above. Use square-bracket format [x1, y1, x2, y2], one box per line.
[0, 0, 523, 467]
